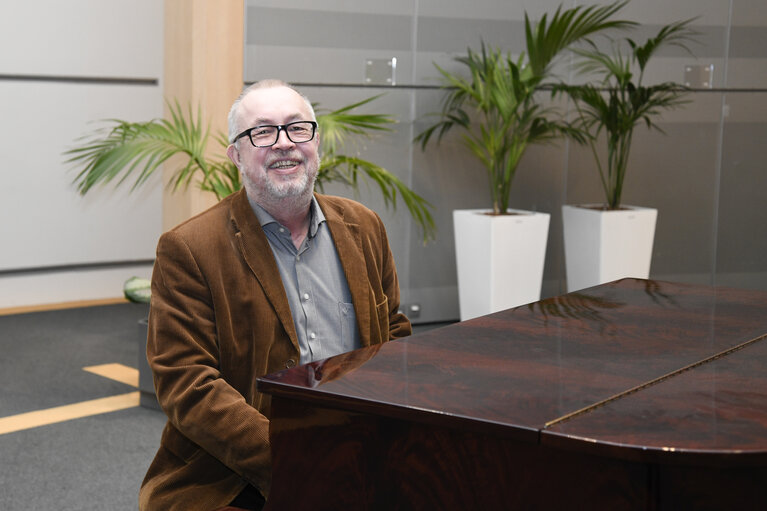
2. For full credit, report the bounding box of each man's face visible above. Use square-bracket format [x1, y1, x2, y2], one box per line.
[228, 86, 320, 205]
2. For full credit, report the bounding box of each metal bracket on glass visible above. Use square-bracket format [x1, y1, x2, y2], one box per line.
[684, 64, 714, 89]
[365, 58, 397, 86]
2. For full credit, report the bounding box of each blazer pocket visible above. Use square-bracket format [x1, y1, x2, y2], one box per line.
[339, 301, 359, 348]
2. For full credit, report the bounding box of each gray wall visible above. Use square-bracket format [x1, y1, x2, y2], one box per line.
[0, 0, 163, 307]
[244, 0, 767, 323]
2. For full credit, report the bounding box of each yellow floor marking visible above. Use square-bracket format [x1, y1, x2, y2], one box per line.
[83, 363, 139, 388]
[0, 297, 128, 316]
[0, 363, 142, 435]
[0, 392, 140, 435]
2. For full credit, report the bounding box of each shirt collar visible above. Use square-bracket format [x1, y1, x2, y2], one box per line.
[248, 195, 326, 238]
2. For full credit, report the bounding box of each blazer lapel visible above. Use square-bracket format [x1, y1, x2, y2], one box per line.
[318, 195, 372, 348]
[229, 191, 299, 350]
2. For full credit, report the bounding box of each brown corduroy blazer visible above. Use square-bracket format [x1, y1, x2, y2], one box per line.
[139, 190, 411, 511]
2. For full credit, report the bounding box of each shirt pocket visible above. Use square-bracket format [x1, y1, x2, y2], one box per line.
[339, 301, 360, 351]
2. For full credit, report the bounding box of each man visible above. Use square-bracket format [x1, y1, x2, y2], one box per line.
[139, 79, 411, 511]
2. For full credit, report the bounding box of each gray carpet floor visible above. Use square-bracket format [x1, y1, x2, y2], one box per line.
[0, 303, 165, 510]
[0, 302, 447, 510]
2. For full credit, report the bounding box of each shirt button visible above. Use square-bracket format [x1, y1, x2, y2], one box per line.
[309, 332, 317, 339]
[285, 359, 296, 368]
[279, 227, 285, 233]
[296, 255, 301, 261]
[302, 293, 310, 301]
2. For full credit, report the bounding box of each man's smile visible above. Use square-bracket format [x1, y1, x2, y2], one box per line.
[267, 157, 303, 173]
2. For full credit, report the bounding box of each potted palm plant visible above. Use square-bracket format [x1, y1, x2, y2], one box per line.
[415, 1, 632, 320]
[559, 18, 697, 292]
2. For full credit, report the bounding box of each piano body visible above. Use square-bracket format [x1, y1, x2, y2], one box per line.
[258, 279, 767, 510]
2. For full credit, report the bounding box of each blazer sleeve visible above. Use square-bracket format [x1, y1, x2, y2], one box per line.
[147, 230, 272, 495]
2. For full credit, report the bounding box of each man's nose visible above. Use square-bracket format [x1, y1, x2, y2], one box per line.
[272, 128, 295, 149]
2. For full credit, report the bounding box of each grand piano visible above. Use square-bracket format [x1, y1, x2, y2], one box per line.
[257, 279, 767, 510]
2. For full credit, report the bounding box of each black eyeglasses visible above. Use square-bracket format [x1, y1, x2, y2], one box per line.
[233, 121, 318, 148]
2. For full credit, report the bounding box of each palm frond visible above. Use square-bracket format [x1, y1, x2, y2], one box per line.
[316, 95, 396, 157]
[65, 96, 435, 242]
[317, 155, 436, 241]
[65, 102, 210, 195]
[632, 18, 698, 73]
[526, 1, 636, 78]
[416, 2, 633, 214]
[564, 16, 698, 209]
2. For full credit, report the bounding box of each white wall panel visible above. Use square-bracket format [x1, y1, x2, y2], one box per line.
[608, 0, 730, 25]
[0, 81, 163, 271]
[245, 46, 415, 84]
[0, 265, 154, 309]
[417, 0, 557, 20]
[0, 0, 162, 78]
[0, 0, 163, 307]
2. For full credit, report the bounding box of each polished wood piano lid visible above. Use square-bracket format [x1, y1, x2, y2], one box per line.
[258, 278, 767, 465]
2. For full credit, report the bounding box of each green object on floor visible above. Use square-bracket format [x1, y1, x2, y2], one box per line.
[124, 277, 151, 304]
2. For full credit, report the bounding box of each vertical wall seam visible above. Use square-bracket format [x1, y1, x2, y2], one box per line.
[710, 0, 734, 286]
[399, 0, 421, 297]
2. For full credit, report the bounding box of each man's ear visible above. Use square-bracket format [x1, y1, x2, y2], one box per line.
[226, 144, 240, 167]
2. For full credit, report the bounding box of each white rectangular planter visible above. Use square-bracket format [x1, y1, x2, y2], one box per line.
[562, 204, 657, 292]
[454, 209, 550, 321]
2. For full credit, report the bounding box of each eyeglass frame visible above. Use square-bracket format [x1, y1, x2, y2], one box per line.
[232, 120, 318, 148]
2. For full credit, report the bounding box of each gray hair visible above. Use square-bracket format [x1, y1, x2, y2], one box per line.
[227, 79, 316, 144]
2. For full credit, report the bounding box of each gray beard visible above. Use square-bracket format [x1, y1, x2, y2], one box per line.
[241, 158, 319, 213]
[263, 167, 313, 199]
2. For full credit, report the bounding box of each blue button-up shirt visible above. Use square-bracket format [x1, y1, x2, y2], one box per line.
[249, 196, 361, 364]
